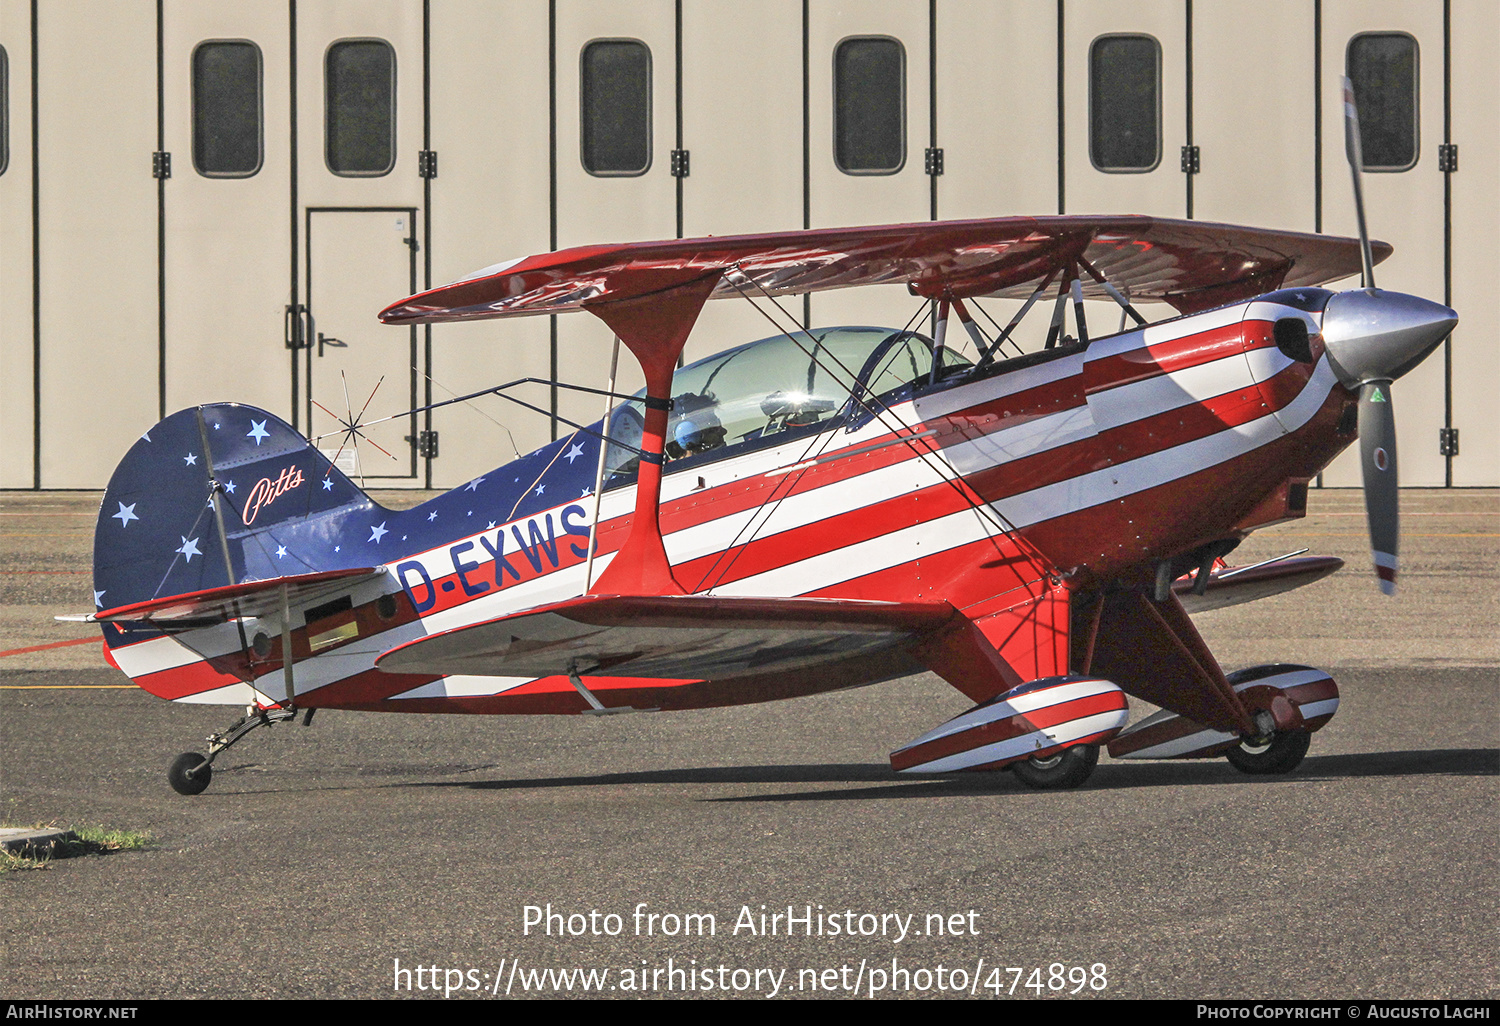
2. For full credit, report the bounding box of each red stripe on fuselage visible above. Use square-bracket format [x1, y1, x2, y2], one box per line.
[651, 369, 1086, 539]
[130, 658, 251, 701]
[1083, 320, 1267, 395]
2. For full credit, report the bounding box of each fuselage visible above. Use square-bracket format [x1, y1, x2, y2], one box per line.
[102, 288, 1354, 714]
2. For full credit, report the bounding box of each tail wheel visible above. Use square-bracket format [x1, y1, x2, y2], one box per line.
[1225, 731, 1311, 775]
[1011, 744, 1098, 790]
[168, 752, 212, 795]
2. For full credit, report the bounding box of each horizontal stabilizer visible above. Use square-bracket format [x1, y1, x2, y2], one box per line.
[94, 567, 384, 626]
[1174, 556, 1344, 614]
[376, 593, 962, 681]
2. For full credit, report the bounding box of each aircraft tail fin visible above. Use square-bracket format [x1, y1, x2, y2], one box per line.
[92, 403, 378, 617]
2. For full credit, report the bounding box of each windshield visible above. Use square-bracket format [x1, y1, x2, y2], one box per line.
[601, 326, 970, 483]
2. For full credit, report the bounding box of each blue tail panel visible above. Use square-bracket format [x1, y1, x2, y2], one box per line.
[93, 404, 379, 616]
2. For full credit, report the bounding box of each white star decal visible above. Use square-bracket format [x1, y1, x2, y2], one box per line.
[275, 545, 287, 558]
[368, 522, 388, 543]
[207, 496, 216, 508]
[140, 430, 152, 442]
[322, 477, 333, 491]
[580, 487, 591, 497]
[335, 545, 341, 553]
[112, 502, 139, 527]
[465, 477, 486, 491]
[487, 521, 496, 530]
[428, 511, 438, 522]
[247, 420, 271, 445]
[223, 479, 236, 495]
[183, 452, 198, 466]
[93, 589, 105, 608]
[467, 510, 473, 517]
[535, 484, 546, 496]
[176, 536, 202, 562]
[564, 443, 585, 464]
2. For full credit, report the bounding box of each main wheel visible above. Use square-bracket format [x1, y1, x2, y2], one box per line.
[1225, 731, 1310, 775]
[168, 752, 212, 795]
[1011, 744, 1098, 789]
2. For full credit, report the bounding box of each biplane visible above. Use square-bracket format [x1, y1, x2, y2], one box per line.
[80, 87, 1456, 794]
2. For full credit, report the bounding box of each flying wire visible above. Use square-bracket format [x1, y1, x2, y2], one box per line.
[718, 272, 1052, 584]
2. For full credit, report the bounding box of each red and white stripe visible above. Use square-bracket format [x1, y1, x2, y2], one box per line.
[890, 676, 1129, 773]
[1108, 665, 1339, 760]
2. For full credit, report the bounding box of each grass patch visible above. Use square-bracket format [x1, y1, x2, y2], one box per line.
[1, 823, 151, 873]
[63, 825, 151, 853]
[1, 850, 51, 873]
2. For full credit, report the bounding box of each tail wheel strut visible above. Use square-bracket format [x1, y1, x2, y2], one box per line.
[165, 705, 311, 795]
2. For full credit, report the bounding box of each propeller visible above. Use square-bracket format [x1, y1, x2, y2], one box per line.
[1318, 78, 1457, 594]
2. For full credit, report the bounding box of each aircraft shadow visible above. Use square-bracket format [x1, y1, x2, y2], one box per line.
[422, 747, 1496, 803]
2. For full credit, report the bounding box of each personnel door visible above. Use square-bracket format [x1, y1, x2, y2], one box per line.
[304, 207, 420, 482]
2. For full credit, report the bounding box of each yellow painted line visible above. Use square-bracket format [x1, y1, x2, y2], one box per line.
[1309, 511, 1499, 517]
[0, 685, 133, 690]
[1267, 532, 1499, 538]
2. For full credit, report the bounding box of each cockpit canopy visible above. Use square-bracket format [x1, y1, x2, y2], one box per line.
[603, 326, 970, 484]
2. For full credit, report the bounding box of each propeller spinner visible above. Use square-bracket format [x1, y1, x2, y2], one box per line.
[1321, 78, 1458, 594]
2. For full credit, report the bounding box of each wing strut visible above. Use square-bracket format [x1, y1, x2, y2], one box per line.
[584, 336, 620, 591]
[973, 271, 1056, 366]
[582, 269, 726, 596]
[278, 581, 295, 710]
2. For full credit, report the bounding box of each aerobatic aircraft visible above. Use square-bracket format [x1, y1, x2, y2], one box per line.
[78, 85, 1456, 794]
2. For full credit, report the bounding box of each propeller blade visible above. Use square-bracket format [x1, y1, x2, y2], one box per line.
[1357, 379, 1399, 595]
[1342, 76, 1377, 289]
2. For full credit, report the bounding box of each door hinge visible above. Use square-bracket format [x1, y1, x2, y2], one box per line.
[1180, 145, 1200, 174]
[152, 152, 172, 179]
[670, 149, 690, 177]
[1438, 143, 1458, 173]
[1439, 427, 1460, 457]
[418, 150, 439, 178]
[406, 430, 439, 460]
[924, 147, 944, 176]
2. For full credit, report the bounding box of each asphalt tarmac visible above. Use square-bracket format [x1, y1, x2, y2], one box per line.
[1, 488, 1495, 1000]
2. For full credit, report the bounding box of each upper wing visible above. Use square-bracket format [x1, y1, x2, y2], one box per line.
[379, 215, 1388, 328]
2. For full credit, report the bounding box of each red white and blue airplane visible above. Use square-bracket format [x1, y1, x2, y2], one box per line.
[81, 94, 1456, 796]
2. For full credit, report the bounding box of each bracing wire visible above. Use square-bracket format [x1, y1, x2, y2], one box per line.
[717, 272, 1055, 584]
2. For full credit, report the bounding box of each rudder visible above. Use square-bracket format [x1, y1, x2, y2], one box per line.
[92, 403, 377, 616]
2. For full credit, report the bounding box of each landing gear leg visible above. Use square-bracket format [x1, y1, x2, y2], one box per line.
[166, 705, 298, 795]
